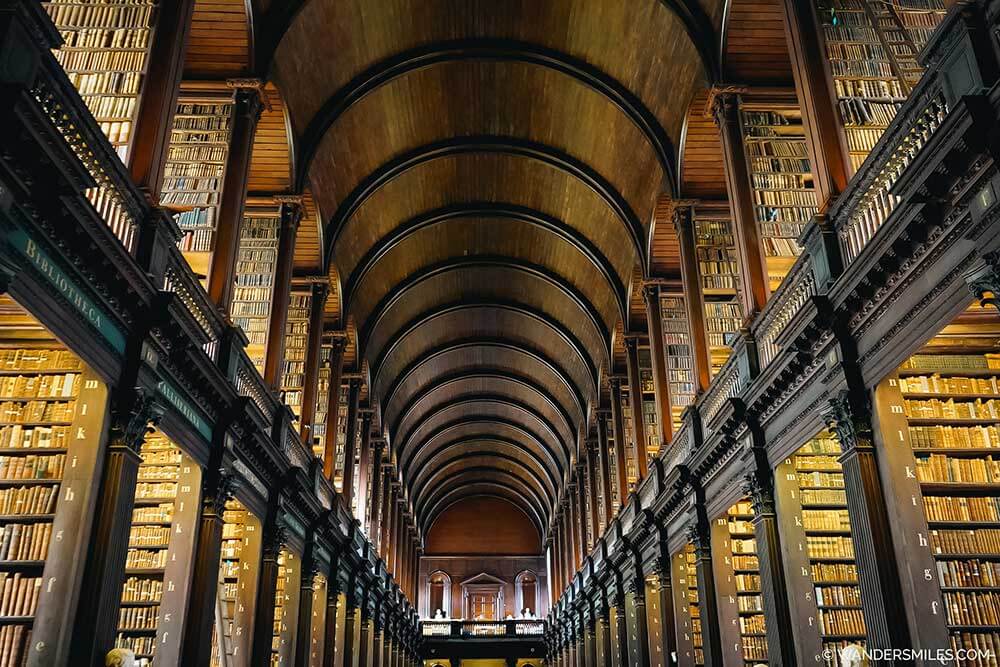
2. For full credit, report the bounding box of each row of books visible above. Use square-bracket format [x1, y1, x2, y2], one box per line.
[949, 632, 1000, 665]
[0, 574, 40, 616]
[839, 98, 900, 127]
[817, 608, 866, 636]
[924, 496, 1000, 523]
[901, 375, 1000, 395]
[125, 547, 167, 569]
[909, 425, 1000, 450]
[57, 26, 151, 50]
[945, 591, 1000, 627]
[903, 354, 1000, 371]
[120, 576, 163, 603]
[0, 373, 77, 399]
[803, 509, 852, 531]
[66, 71, 140, 96]
[118, 605, 158, 631]
[937, 559, 1000, 588]
[0, 401, 75, 424]
[815, 585, 862, 607]
[809, 536, 856, 559]
[906, 398, 1000, 420]
[802, 488, 849, 505]
[812, 562, 859, 583]
[128, 525, 170, 546]
[0, 454, 65, 481]
[931, 529, 1000, 555]
[0, 350, 80, 371]
[0, 485, 58, 515]
[916, 454, 1000, 484]
[0, 523, 51, 562]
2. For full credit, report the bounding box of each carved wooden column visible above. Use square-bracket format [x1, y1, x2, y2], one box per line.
[355, 411, 374, 524]
[180, 468, 236, 664]
[743, 441, 797, 666]
[264, 197, 303, 387]
[322, 335, 347, 481]
[322, 583, 341, 666]
[128, 0, 195, 199]
[624, 337, 649, 479]
[340, 378, 362, 505]
[613, 586, 630, 667]
[823, 391, 914, 654]
[576, 464, 589, 554]
[299, 282, 329, 442]
[340, 591, 359, 667]
[295, 555, 319, 667]
[641, 284, 674, 448]
[68, 391, 163, 664]
[650, 558, 677, 665]
[966, 251, 1000, 316]
[569, 483, 583, 566]
[626, 578, 651, 667]
[250, 519, 286, 667]
[207, 81, 264, 312]
[358, 599, 372, 667]
[368, 441, 385, 545]
[563, 502, 576, 578]
[609, 378, 630, 504]
[380, 468, 394, 557]
[586, 439, 602, 539]
[711, 89, 769, 316]
[779, 0, 851, 208]
[673, 203, 712, 392]
[551, 530, 562, 597]
[596, 413, 614, 526]
[689, 514, 723, 666]
[596, 601, 613, 667]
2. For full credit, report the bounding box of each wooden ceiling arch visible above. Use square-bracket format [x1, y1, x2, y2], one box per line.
[261, 0, 731, 551]
[406, 439, 561, 503]
[423, 487, 546, 539]
[390, 374, 576, 458]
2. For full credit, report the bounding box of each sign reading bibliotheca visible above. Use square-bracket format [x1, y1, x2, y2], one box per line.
[8, 229, 127, 353]
[157, 380, 213, 441]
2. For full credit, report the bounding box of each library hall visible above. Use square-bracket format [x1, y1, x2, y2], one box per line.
[1, 0, 1000, 665]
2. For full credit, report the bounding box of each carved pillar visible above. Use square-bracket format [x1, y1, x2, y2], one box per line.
[127, 0, 195, 199]
[180, 469, 236, 664]
[250, 521, 286, 667]
[322, 336, 347, 481]
[779, 0, 851, 207]
[264, 197, 303, 387]
[207, 81, 265, 312]
[609, 378, 630, 504]
[650, 559, 677, 665]
[624, 337, 649, 479]
[67, 390, 163, 664]
[380, 469, 394, 557]
[596, 602, 613, 667]
[295, 563, 319, 667]
[596, 413, 614, 526]
[368, 442, 385, 546]
[823, 392, 914, 654]
[576, 464, 589, 554]
[711, 89, 769, 316]
[322, 584, 341, 667]
[355, 412, 374, 524]
[689, 516, 723, 666]
[641, 284, 675, 448]
[299, 283, 329, 442]
[673, 204, 712, 392]
[628, 577, 651, 667]
[341, 593, 359, 667]
[586, 440, 602, 539]
[358, 602, 372, 667]
[340, 378, 362, 506]
[744, 443, 797, 666]
[568, 486, 582, 567]
[966, 251, 1000, 316]
[613, 587, 630, 667]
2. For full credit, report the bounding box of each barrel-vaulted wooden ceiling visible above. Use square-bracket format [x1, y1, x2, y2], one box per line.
[181, 0, 790, 542]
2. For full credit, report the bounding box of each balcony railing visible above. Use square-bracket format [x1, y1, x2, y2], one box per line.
[421, 620, 546, 637]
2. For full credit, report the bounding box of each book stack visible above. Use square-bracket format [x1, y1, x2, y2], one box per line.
[727, 501, 768, 663]
[686, 544, 704, 665]
[792, 434, 868, 662]
[280, 291, 312, 420]
[740, 108, 818, 288]
[310, 342, 334, 459]
[232, 209, 280, 373]
[0, 347, 82, 666]
[899, 351, 1000, 654]
[212, 499, 255, 667]
[637, 347, 661, 459]
[659, 293, 696, 430]
[160, 101, 233, 276]
[43, 0, 157, 161]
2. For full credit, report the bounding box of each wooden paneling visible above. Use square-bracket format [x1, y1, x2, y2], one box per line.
[248, 84, 292, 193]
[426, 497, 541, 555]
[649, 194, 682, 276]
[183, 0, 250, 78]
[680, 90, 728, 198]
[723, 0, 793, 84]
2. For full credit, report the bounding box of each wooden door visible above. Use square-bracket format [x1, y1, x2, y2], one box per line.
[468, 593, 496, 620]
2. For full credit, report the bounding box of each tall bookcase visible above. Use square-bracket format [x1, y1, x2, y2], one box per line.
[711, 500, 767, 666]
[307, 573, 327, 666]
[739, 102, 819, 289]
[311, 341, 333, 460]
[116, 432, 201, 666]
[280, 290, 312, 421]
[231, 206, 280, 373]
[0, 296, 109, 667]
[271, 548, 301, 666]
[671, 544, 704, 666]
[43, 0, 158, 161]
[605, 412, 620, 510]
[774, 433, 867, 665]
[659, 293, 696, 431]
[819, 0, 948, 172]
[637, 346, 661, 460]
[212, 499, 262, 667]
[159, 96, 233, 280]
[693, 207, 744, 374]
[619, 387, 638, 491]
[332, 383, 348, 492]
[874, 344, 1000, 655]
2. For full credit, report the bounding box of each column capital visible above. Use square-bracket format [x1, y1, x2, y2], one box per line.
[821, 390, 873, 458]
[109, 387, 165, 453]
[202, 468, 240, 515]
[706, 84, 749, 125]
[965, 250, 1000, 315]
